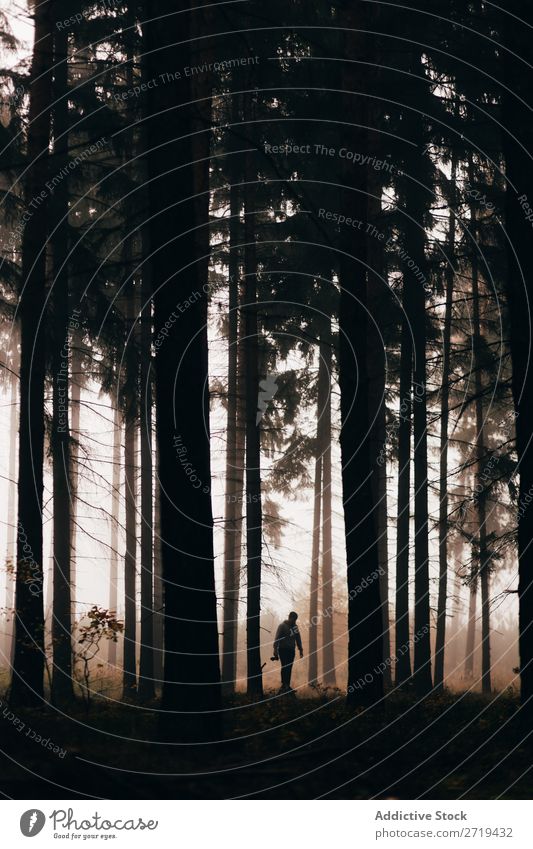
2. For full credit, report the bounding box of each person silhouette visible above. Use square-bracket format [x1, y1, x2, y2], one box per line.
[272, 611, 303, 692]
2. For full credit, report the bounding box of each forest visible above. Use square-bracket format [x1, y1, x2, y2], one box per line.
[0, 0, 532, 800]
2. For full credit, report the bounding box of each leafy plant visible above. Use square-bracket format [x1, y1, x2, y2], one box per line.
[74, 606, 123, 709]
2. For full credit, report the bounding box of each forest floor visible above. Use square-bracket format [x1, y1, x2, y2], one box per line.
[0, 689, 532, 799]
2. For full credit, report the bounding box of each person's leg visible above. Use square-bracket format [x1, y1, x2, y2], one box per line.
[280, 650, 290, 687]
[285, 652, 295, 688]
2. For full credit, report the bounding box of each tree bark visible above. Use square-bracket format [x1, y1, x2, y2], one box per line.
[470, 187, 491, 694]
[339, 2, 384, 705]
[108, 401, 121, 671]
[221, 157, 242, 693]
[404, 52, 432, 696]
[69, 336, 82, 599]
[448, 534, 464, 672]
[120, 0, 139, 698]
[11, 0, 55, 707]
[320, 332, 336, 686]
[4, 370, 18, 665]
[244, 143, 263, 700]
[434, 160, 456, 692]
[367, 191, 392, 689]
[233, 331, 246, 681]
[122, 376, 137, 698]
[145, 0, 221, 740]
[307, 450, 322, 688]
[122, 272, 138, 698]
[50, 20, 74, 706]
[464, 572, 477, 679]
[308, 345, 327, 688]
[152, 432, 164, 689]
[138, 257, 155, 701]
[395, 307, 413, 686]
[501, 2, 533, 705]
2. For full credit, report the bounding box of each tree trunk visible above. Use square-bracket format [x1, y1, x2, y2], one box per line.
[233, 332, 246, 682]
[308, 345, 326, 687]
[375, 406, 391, 688]
[44, 532, 54, 619]
[470, 187, 491, 694]
[404, 52, 432, 696]
[307, 451, 322, 688]
[395, 308, 413, 685]
[244, 143, 263, 700]
[11, 0, 55, 707]
[69, 336, 82, 599]
[367, 191, 391, 689]
[43, 533, 53, 689]
[434, 160, 456, 692]
[501, 3, 533, 705]
[464, 572, 477, 679]
[4, 370, 18, 664]
[145, 0, 221, 740]
[121, 0, 138, 699]
[122, 384, 137, 699]
[122, 271, 138, 699]
[138, 260, 155, 702]
[339, 3, 384, 705]
[50, 21, 74, 706]
[221, 160, 242, 693]
[448, 534, 464, 672]
[320, 332, 336, 686]
[152, 438, 163, 689]
[108, 401, 121, 671]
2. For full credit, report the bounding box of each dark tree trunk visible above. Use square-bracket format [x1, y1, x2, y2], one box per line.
[69, 337, 82, 598]
[152, 437, 164, 689]
[470, 193, 491, 694]
[367, 191, 392, 689]
[308, 345, 327, 687]
[5, 370, 18, 664]
[44, 534, 54, 622]
[434, 162, 456, 692]
[448, 535, 464, 672]
[464, 573, 477, 679]
[5, 372, 18, 588]
[222, 165, 242, 693]
[138, 261, 155, 701]
[122, 397, 137, 698]
[375, 398, 391, 689]
[120, 1, 138, 701]
[395, 307, 413, 686]
[307, 451, 322, 688]
[480, 563, 491, 692]
[145, 0, 221, 740]
[44, 535, 53, 676]
[233, 333, 246, 675]
[108, 401, 121, 671]
[340, 253, 384, 705]
[122, 271, 138, 699]
[404, 53, 432, 696]
[50, 22, 74, 706]
[320, 332, 336, 686]
[410, 287, 432, 692]
[339, 3, 383, 705]
[501, 2, 533, 706]
[11, 0, 55, 707]
[244, 146, 263, 700]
